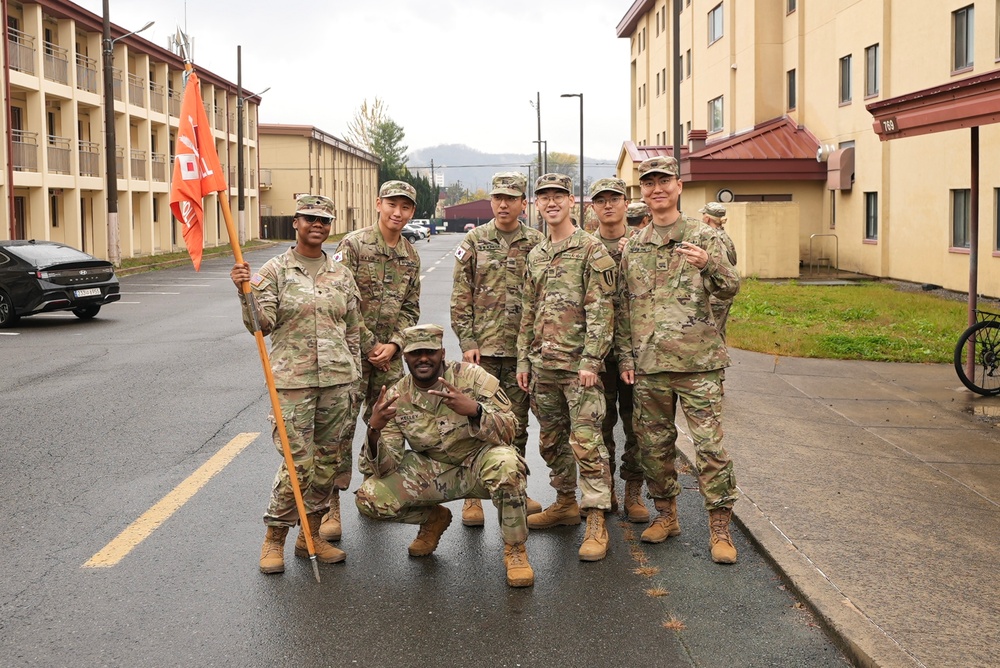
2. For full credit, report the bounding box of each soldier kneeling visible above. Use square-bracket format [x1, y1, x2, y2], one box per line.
[355, 324, 534, 587]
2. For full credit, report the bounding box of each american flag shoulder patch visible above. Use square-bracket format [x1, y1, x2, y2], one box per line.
[249, 273, 265, 287]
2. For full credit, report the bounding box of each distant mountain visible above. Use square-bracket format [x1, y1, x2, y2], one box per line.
[408, 144, 618, 192]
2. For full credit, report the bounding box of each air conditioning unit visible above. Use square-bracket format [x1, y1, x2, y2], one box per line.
[816, 144, 837, 163]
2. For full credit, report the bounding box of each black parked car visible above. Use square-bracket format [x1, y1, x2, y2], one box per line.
[0, 240, 121, 326]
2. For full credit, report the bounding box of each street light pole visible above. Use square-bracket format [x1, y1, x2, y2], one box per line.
[561, 93, 584, 224]
[532, 139, 548, 173]
[102, 0, 152, 266]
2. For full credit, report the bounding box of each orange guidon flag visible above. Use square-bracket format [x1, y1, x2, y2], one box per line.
[169, 71, 227, 271]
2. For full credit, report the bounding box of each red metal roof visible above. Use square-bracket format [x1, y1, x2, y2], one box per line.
[690, 117, 822, 161]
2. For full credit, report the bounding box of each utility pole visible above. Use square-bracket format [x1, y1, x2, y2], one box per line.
[102, 0, 119, 266]
[535, 92, 542, 174]
[673, 0, 682, 209]
[237, 45, 245, 245]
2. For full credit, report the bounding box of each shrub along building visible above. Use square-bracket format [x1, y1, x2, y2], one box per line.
[617, 0, 1000, 297]
[1, 0, 265, 262]
[257, 124, 380, 239]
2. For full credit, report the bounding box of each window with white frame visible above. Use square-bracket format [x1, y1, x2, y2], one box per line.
[953, 5, 974, 71]
[864, 192, 878, 240]
[708, 3, 723, 45]
[952, 189, 971, 248]
[839, 55, 852, 104]
[865, 44, 880, 97]
[708, 96, 724, 133]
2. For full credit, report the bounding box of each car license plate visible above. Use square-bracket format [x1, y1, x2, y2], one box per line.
[74, 288, 101, 298]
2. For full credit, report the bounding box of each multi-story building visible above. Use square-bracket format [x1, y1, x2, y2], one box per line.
[1, 0, 264, 262]
[258, 124, 380, 236]
[617, 0, 1000, 296]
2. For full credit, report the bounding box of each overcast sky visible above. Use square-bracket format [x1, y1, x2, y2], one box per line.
[80, 0, 634, 169]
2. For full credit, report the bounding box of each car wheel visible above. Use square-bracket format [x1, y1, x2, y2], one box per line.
[0, 289, 18, 327]
[72, 304, 101, 320]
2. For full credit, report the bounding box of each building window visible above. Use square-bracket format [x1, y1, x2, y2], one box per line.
[686, 121, 692, 141]
[787, 0, 796, 13]
[839, 55, 852, 104]
[662, 67, 667, 94]
[708, 95, 724, 133]
[656, 71, 661, 96]
[952, 189, 971, 248]
[864, 192, 878, 240]
[708, 3, 723, 45]
[995, 189, 1000, 251]
[865, 44, 880, 97]
[953, 5, 974, 71]
[686, 49, 692, 77]
[787, 69, 796, 110]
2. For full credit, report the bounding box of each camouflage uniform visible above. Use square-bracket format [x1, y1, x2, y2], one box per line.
[241, 247, 362, 526]
[592, 230, 641, 483]
[616, 215, 741, 510]
[334, 224, 421, 422]
[710, 229, 738, 340]
[451, 213, 544, 457]
[355, 359, 528, 545]
[517, 226, 617, 510]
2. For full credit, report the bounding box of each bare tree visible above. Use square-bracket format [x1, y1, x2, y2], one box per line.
[345, 97, 389, 152]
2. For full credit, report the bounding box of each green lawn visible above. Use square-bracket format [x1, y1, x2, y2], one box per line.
[728, 279, 968, 363]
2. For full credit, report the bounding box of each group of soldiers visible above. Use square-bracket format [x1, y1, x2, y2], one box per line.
[232, 155, 740, 589]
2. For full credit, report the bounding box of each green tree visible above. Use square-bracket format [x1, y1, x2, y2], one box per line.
[371, 119, 409, 182]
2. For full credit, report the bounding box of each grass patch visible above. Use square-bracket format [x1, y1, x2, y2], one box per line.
[728, 279, 966, 363]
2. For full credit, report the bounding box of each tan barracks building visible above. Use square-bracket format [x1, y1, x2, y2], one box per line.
[617, 0, 1000, 296]
[1, 0, 265, 261]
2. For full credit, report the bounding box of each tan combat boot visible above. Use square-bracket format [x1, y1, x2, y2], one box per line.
[259, 526, 289, 574]
[709, 507, 738, 564]
[462, 498, 485, 527]
[624, 480, 651, 523]
[319, 492, 342, 541]
[408, 506, 453, 557]
[641, 497, 681, 543]
[527, 492, 581, 529]
[503, 543, 535, 587]
[526, 497, 543, 515]
[295, 512, 346, 564]
[579, 510, 609, 561]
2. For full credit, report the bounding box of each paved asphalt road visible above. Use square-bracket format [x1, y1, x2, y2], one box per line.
[0, 236, 849, 667]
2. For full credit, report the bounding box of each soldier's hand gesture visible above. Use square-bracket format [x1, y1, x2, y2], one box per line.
[676, 242, 708, 269]
[368, 385, 398, 432]
[428, 378, 479, 417]
[230, 262, 251, 291]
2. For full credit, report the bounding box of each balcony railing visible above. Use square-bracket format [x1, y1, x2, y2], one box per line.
[115, 146, 124, 177]
[43, 42, 69, 84]
[47, 135, 72, 174]
[7, 27, 35, 75]
[112, 68, 123, 101]
[259, 168, 272, 189]
[149, 82, 164, 113]
[248, 119, 256, 138]
[130, 149, 147, 180]
[168, 90, 181, 116]
[215, 105, 225, 130]
[12, 129, 38, 171]
[79, 140, 100, 177]
[76, 54, 98, 93]
[127, 73, 145, 105]
[203, 101, 212, 124]
[228, 165, 236, 185]
[151, 152, 167, 182]
[249, 169, 256, 189]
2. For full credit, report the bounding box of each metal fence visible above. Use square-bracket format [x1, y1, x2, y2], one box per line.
[12, 130, 38, 171]
[7, 28, 35, 75]
[79, 140, 100, 176]
[43, 42, 69, 84]
[76, 54, 98, 93]
[47, 136, 71, 174]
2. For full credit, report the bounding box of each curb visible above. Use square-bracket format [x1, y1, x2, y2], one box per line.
[116, 242, 281, 277]
[673, 436, 921, 668]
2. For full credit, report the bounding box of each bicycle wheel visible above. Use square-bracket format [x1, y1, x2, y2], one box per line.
[954, 320, 1000, 396]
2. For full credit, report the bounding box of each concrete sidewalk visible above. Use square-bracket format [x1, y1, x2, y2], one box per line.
[674, 349, 1000, 668]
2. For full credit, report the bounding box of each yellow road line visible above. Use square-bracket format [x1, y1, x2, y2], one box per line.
[83, 432, 259, 568]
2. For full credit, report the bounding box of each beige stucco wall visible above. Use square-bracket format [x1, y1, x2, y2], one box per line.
[622, 0, 1000, 297]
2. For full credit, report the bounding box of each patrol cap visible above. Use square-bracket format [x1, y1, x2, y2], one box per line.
[534, 173, 573, 194]
[489, 172, 527, 197]
[626, 202, 650, 219]
[402, 324, 445, 353]
[589, 178, 627, 198]
[638, 156, 680, 179]
[378, 180, 417, 204]
[699, 202, 727, 218]
[295, 194, 335, 219]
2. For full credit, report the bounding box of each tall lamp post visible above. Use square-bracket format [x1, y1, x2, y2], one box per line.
[532, 139, 548, 174]
[560, 93, 584, 224]
[236, 45, 269, 246]
[103, 0, 153, 266]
